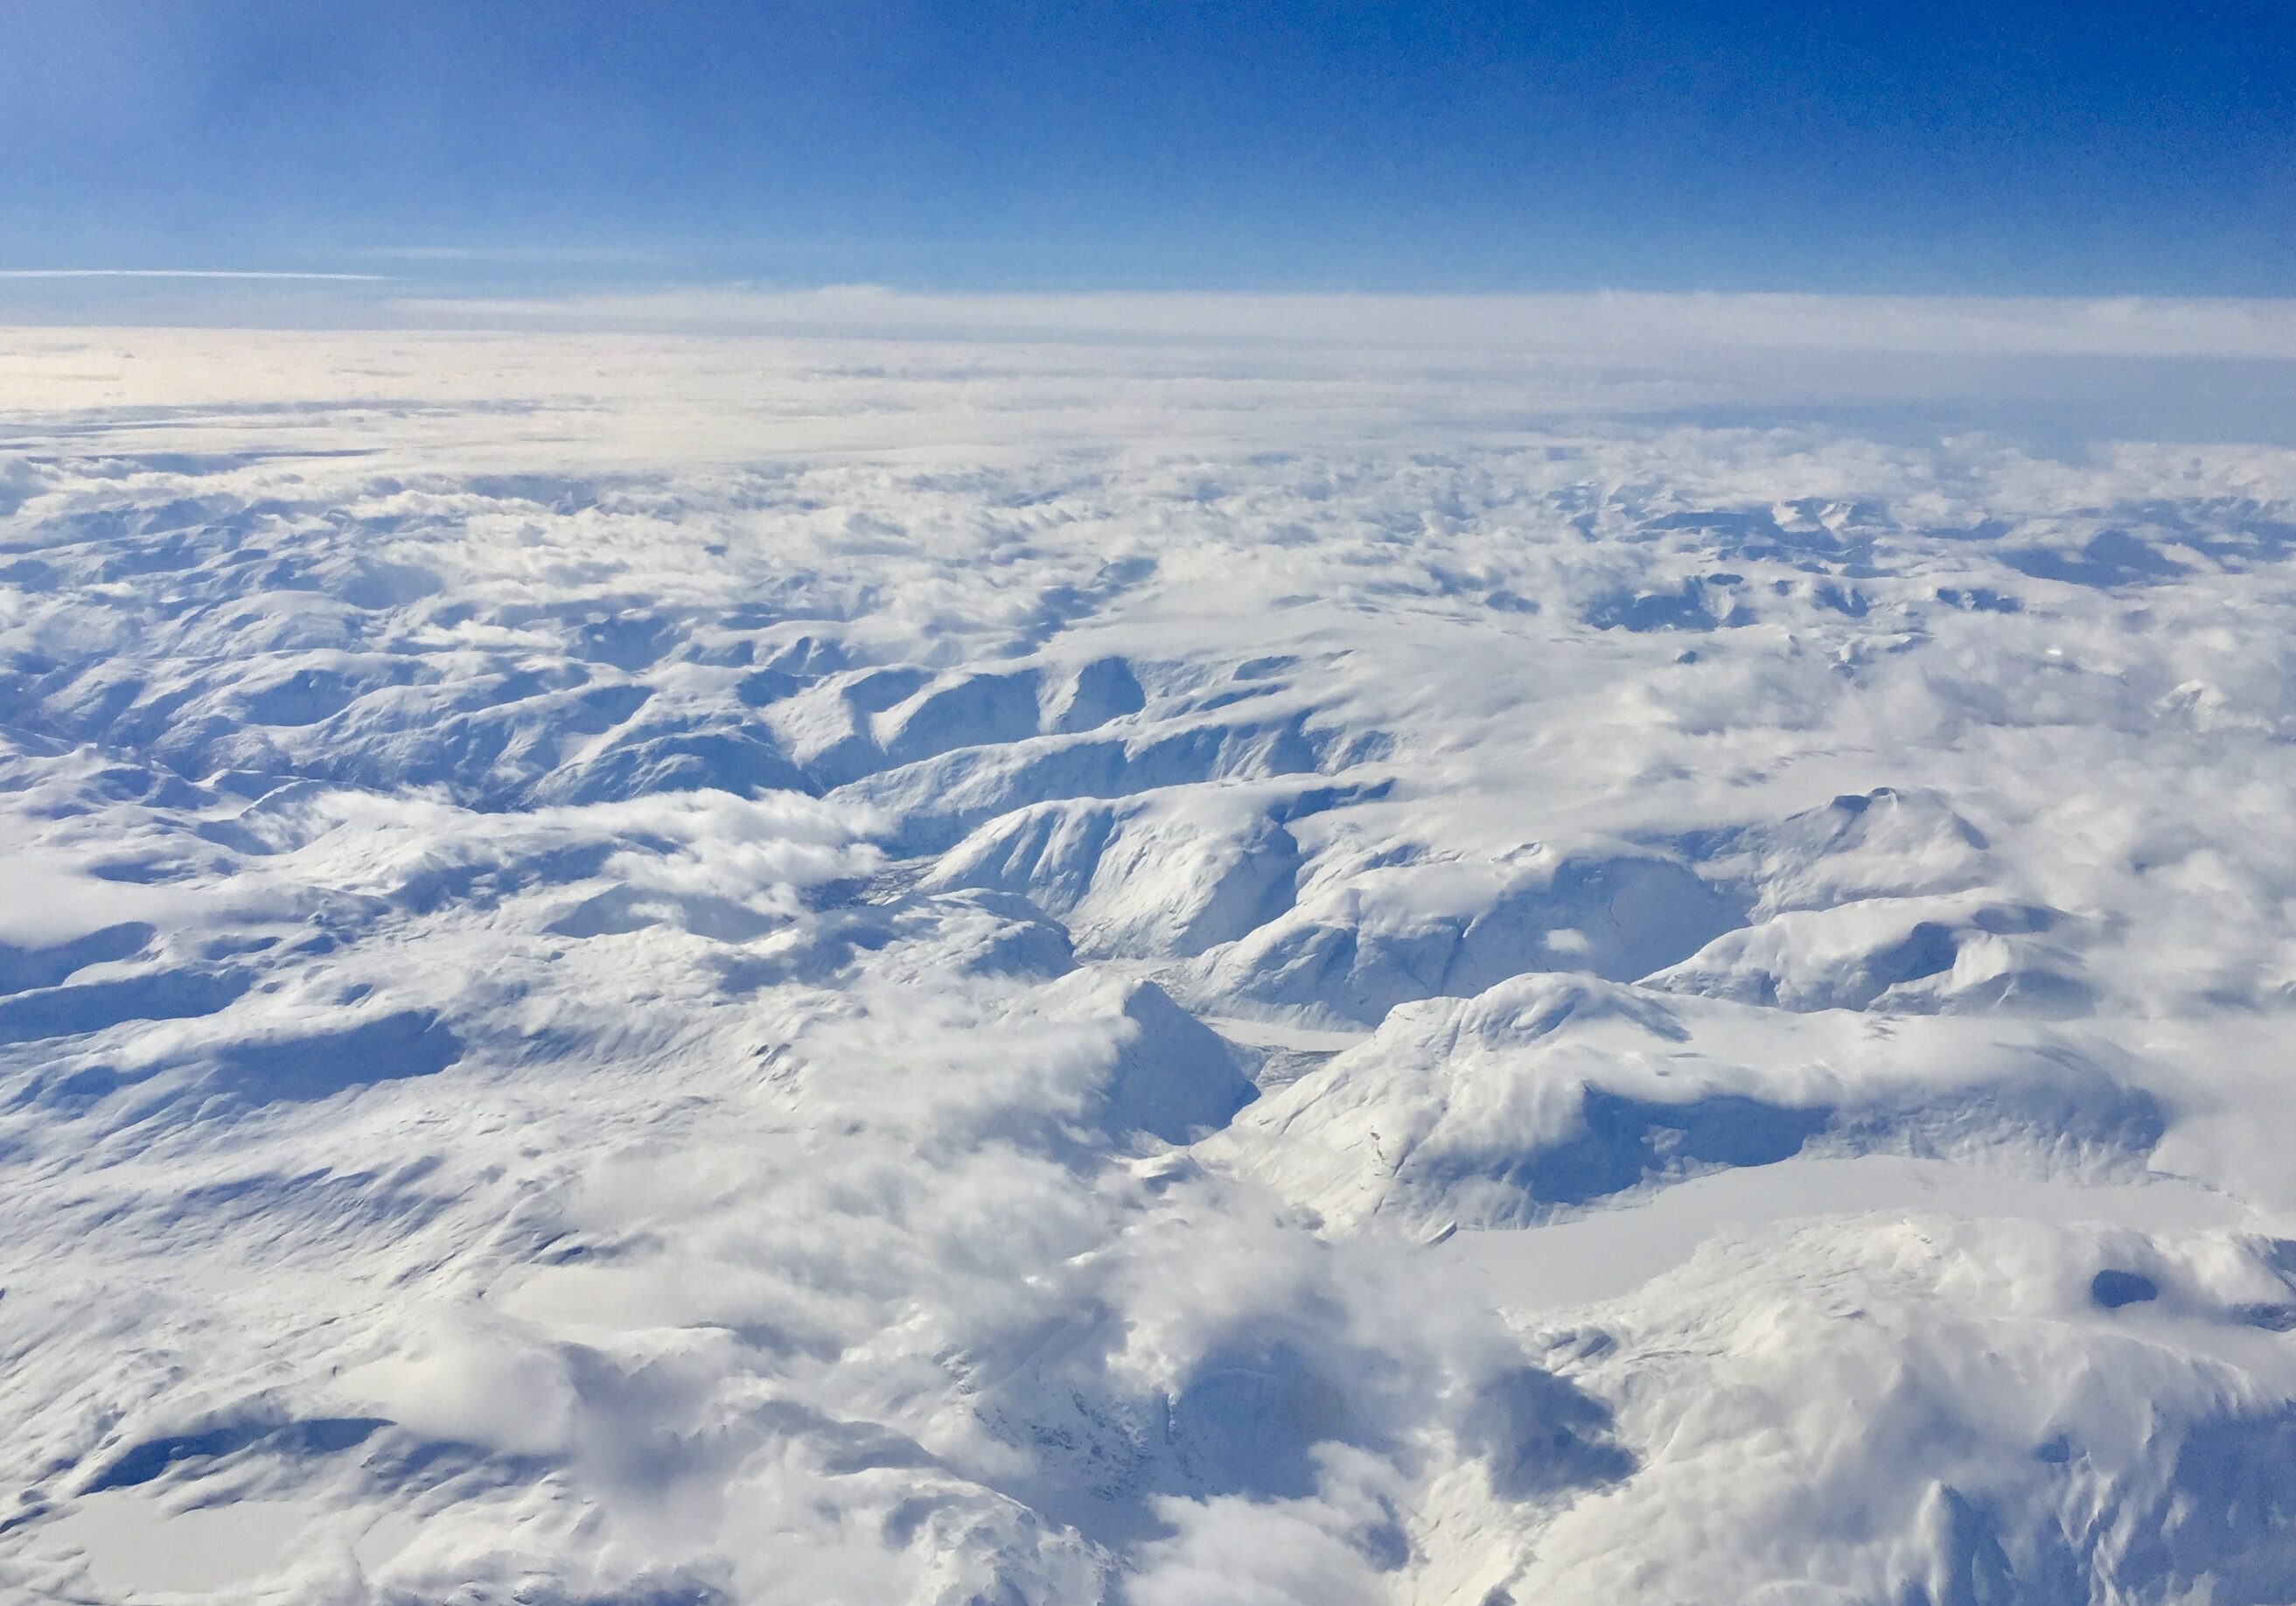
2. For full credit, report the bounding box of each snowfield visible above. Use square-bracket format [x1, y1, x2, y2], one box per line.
[2, 312, 2295, 1604]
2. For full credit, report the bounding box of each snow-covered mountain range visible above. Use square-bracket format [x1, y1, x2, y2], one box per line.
[2, 318, 2294, 1603]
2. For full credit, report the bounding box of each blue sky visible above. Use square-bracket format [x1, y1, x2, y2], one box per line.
[3, 1, 2290, 297]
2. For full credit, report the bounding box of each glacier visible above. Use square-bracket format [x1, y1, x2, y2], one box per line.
[0, 314, 2294, 1603]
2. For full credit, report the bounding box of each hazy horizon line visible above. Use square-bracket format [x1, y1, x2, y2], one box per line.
[9, 281, 2294, 358]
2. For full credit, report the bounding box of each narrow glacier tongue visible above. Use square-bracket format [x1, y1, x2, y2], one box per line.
[0, 329, 2294, 1606]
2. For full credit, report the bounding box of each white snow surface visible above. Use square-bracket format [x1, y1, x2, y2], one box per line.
[0, 318, 2294, 1603]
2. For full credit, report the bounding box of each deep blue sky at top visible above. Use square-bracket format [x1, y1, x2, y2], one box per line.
[3, 1, 2290, 297]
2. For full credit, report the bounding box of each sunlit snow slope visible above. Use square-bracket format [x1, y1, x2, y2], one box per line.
[2, 321, 2295, 1604]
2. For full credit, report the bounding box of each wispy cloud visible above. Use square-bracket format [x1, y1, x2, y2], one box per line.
[0, 269, 391, 282]
[352, 246, 670, 266]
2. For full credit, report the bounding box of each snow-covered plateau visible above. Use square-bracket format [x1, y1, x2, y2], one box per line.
[2, 312, 2295, 1603]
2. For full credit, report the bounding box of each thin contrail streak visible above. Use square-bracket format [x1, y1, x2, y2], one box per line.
[0, 269, 391, 282]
